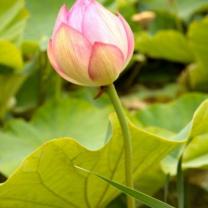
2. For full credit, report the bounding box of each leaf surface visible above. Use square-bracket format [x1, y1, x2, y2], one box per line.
[0, 98, 183, 207]
[136, 93, 208, 132]
[136, 31, 194, 63]
[0, 98, 112, 175]
[135, 93, 208, 174]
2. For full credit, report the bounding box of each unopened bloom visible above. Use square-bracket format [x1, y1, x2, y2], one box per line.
[47, 0, 134, 86]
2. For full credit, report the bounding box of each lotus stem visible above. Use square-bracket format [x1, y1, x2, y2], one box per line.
[55, 76, 62, 101]
[177, 156, 185, 208]
[164, 174, 170, 203]
[106, 84, 135, 208]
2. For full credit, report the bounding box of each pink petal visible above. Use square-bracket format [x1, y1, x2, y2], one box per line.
[67, 0, 92, 32]
[117, 14, 135, 63]
[47, 39, 83, 85]
[82, 2, 128, 59]
[88, 42, 124, 86]
[52, 5, 69, 39]
[53, 24, 94, 86]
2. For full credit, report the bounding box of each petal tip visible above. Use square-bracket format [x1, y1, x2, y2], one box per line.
[60, 4, 69, 12]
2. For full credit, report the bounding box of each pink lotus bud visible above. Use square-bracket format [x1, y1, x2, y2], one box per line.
[47, 0, 134, 86]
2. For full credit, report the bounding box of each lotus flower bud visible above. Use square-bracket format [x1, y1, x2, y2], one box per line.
[47, 0, 134, 86]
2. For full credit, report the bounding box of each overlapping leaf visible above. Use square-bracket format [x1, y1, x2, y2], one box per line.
[183, 100, 208, 169]
[136, 31, 194, 63]
[135, 93, 208, 174]
[186, 18, 208, 89]
[136, 17, 208, 90]
[0, 97, 183, 207]
[136, 93, 208, 132]
[0, 98, 112, 175]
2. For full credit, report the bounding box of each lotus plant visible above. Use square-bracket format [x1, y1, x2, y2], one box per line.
[47, 0, 135, 207]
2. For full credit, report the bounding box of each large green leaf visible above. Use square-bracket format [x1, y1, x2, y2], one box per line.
[183, 100, 208, 169]
[0, 98, 112, 175]
[136, 31, 194, 63]
[0, 97, 183, 207]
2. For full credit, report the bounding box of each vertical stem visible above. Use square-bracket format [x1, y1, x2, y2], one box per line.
[177, 156, 184, 208]
[106, 84, 135, 208]
[164, 174, 170, 203]
[55, 76, 62, 101]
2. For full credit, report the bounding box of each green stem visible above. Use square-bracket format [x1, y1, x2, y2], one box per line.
[177, 156, 184, 208]
[55, 76, 62, 101]
[106, 84, 135, 208]
[164, 174, 170, 203]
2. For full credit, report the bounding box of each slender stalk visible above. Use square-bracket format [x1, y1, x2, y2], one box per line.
[164, 174, 170, 203]
[55, 76, 62, 101]
[106, 84, 135, 208]
[177, 156, 184, 208]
